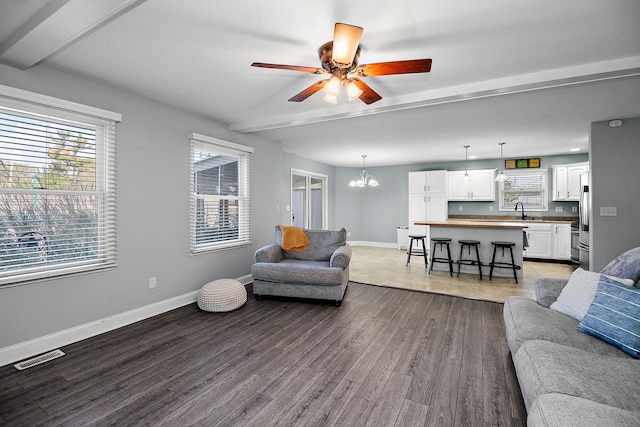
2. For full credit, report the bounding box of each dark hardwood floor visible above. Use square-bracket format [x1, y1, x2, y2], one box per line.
[0, 283, 526, 426]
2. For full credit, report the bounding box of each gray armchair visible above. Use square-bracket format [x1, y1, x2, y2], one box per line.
[251, 227, 351, 306]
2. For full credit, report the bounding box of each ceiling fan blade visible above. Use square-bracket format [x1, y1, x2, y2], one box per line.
[351, 78, 382, 105]
[356, 59, 432, 77]
[251, 62, 326, 74]
[332, 23, 363, 68]
[288, 80, 328, 102]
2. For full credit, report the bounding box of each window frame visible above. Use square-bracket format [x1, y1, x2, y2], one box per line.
[189, 133, 253, 254]
[0, 84, 120, 287]
[498, 169, 549, 212]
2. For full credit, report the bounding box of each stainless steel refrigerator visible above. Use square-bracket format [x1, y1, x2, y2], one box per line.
[579, 172, 590, 270]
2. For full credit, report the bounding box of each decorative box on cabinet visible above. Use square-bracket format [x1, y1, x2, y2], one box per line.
[447, 169, 496, 201]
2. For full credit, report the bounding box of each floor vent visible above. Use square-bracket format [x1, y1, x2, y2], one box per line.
[14, 349, 65, 370]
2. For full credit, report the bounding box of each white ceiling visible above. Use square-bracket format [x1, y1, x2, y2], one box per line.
[1, 0, 639, 167]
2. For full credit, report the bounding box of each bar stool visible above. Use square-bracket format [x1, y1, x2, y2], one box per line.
[428, 237, 453, 276]
[406, 234, 428, 267]
[457, 239, 483, 279]
[489, 241, 521, 283]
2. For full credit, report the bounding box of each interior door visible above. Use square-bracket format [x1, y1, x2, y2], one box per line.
[291, 169, 328, 229]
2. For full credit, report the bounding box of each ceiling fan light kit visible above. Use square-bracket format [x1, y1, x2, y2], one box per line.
[251, 22, 432, 105]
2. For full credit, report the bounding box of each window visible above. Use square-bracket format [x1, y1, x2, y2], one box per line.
[0, 84, 120, 286]
[190, 133, 253, 253]
[499, 169, 548, 211]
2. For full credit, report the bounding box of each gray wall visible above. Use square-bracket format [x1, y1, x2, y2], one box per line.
[590, 117, 640, 271]
[0, 64, 282, 348]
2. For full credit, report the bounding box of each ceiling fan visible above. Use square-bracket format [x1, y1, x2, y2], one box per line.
[251, 23, 432, 105]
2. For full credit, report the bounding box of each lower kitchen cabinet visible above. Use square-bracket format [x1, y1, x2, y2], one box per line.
[524, 223, 571, 260]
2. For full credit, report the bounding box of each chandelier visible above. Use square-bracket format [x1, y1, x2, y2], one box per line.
[348, 155, 379, 187]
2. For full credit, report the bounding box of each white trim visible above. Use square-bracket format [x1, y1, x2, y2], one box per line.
[0, 274, 253, 367]
[190, 132, 254, 153]
[0, 83, 122, 122]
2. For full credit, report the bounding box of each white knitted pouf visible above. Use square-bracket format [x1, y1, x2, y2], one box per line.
[197, 279, 247, 312]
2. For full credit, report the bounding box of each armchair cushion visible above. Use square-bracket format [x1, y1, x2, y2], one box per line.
[275, 227, 347, 261]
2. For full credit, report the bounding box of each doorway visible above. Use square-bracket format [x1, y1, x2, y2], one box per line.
[291, 169, 328, 229]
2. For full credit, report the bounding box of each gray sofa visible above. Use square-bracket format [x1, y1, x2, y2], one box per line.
[251, 227, 351, 306]
[504, 247, 640, 427]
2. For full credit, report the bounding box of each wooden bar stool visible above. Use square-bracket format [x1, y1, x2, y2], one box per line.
[489, 241, 521, 283]
[406, 234, 428, 267]
[428, 237, 453, 276]
[457, 239, 483, 279]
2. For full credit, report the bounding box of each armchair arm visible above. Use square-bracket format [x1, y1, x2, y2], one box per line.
[254, 244, 283, 263]
[330, 244, 352, 269]
[535, 277, 569, 308]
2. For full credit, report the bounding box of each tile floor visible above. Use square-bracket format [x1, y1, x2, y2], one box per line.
[349, 245, 576, 303]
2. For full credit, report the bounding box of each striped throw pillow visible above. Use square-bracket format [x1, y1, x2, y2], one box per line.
[578, 275, 640, 358]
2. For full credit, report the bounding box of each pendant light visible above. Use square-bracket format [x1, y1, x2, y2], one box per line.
[495, 142, 507, 182]
[348, 155, 379, 187]
[463, 145, 471, 182]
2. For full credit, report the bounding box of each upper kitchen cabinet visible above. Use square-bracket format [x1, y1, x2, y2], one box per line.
[552, 162, 589, 201]
[447, 169, 496, 201]
[409, 170, 447, 194]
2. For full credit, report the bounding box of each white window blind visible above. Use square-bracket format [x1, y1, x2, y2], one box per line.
[499, 169, 548, 211]
[190, 133, 253, 254]
[0, 85, 120, 286]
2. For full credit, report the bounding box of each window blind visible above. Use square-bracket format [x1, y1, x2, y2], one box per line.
[500, 170, 548, 211]
[0, 87, 119, 286]
[189, 133, 253, 253]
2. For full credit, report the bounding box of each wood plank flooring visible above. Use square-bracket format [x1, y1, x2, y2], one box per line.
[0, 283, 526, 426]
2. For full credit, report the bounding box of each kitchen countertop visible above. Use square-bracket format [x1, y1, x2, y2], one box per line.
[415, 220, 529, 229]
[447, 215, 577, 225]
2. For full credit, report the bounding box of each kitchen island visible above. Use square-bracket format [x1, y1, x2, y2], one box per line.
[414, 220, 529, 279]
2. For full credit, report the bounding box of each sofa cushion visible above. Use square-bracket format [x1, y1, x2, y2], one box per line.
[513, 340, 640, 412]
[251, 259, 345, 286]
[275, 227, 347, 262]
[503, 296, 629, 357]
[600, 246, 640, 286]
[579, 276, 640, 358]
[549, 268, 633, 321]
[528, 394, 640, 427]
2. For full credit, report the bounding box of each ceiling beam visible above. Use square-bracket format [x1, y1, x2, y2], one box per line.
[0, 0, 147, 70]
[229, 56, 640, 134]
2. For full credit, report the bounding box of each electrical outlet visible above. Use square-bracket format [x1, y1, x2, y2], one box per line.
[149, 277, 156, 289]
[600, 207, 617, 217]
[488, 205, 494, 212]
[572, 206, 577, 212]
[347, 231, 351, 237]
[458, 205, 463, 211]
[276, 204, 280, 212]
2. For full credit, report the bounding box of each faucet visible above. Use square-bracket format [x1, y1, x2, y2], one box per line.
[514, 202, 527, 220]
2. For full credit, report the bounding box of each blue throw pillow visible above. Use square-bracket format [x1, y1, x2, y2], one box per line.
[578, 275, 640, 358]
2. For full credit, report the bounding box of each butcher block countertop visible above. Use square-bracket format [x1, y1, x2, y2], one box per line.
[414, 220, 529, 229]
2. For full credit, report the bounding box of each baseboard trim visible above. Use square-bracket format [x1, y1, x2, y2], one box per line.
[348, 241, 398, 249]
[0, 274, 254, 368]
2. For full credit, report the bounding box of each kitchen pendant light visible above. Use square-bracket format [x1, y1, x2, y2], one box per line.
[463, 145, 471, 182]
[349, 155, 379, 187]
[495, 142, 507, 182]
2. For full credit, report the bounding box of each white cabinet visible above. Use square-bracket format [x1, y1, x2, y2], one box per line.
[408, 171, 448, 239]
[524, 224, 553, 259]
[524, 223, 572, 260]
[553, 162, 588, 201]
[553, 224, 571, 260]
[447, 169, 496, 201]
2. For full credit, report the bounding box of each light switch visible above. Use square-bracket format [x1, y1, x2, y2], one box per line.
[555, 206, 563, 212]
[600, 207, 617, 216]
